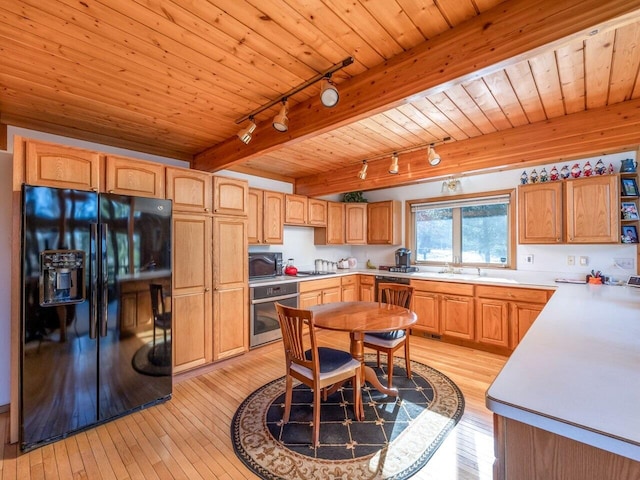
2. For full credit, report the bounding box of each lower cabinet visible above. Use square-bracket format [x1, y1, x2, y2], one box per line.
[412, 289, 439, 333]
[441, 294, 475, 340]
[475, 297, 510, 348]
[213, 287, 248, 360]
[173, 291, 212, 372]
[299, 277, 342, 308]
[359, 275, 375, 302]
[341, 275, 358, 302]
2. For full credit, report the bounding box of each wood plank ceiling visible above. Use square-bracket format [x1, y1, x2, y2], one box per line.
[2, 0, 640, 195]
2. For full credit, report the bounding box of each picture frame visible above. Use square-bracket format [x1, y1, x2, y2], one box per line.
[621, 177, 639, 196]
[621, 225, 639, 244]
[621, 201, 639, 220]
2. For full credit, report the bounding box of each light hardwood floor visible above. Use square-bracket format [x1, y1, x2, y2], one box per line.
[1, 332, 507, 479]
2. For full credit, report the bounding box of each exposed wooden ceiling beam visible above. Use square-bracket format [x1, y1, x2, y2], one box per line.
[0, 122, 7, 151]
[295, 98, 640, 197]
[193, 0, 640, 173]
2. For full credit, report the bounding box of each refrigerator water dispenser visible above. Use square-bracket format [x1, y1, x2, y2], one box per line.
[39, 250, 86, 306]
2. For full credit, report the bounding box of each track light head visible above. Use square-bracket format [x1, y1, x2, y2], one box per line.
[389, 152, 399, 174]
[320, 76, 339, 108]
[273, 100, 289, 132]
[358, 160, 368, 180]
[237, 118, 257, 144]
[428, 144, 441, 166]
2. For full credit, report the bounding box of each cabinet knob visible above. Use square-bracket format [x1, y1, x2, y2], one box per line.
[108, 190, 114, 193]
[204, 287, 210, 292]
[204, 207, 210, 212]
[91, 187, 98, 192]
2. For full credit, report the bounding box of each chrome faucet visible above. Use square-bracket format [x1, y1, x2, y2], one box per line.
[476, 267, 482, 276]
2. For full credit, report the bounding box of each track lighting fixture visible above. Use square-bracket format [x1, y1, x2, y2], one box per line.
[428, 144, 441, 166]
[388, 152, 399, 174]
[320, 76, 339, 108]
[272, 100, 289, 132]
[358, 160, 368, 180]
[237, 117, 257, 144]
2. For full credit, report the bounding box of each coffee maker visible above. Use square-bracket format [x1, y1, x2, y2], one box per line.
[391, 248, 418, 273]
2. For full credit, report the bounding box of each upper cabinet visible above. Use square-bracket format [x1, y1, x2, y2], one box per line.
[345, 203, 367, 244]
[314, 201, 345, 245]
[25, 140, 100, 191]
[285, 194, 308, 225]
[213, 176, 248, 216]
[105, 155, 165, 198]
[519, 176, 619, 244]
[165, 167, 212, 213]
[367, 200, 401, 245]
[308, 198, 327, 226]
[248, 188, 284, 245]
[565, 175, 618, 243]
[518, 182, 563, 244]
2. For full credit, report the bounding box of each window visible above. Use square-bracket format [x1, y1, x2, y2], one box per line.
[409, 190, 516, 268]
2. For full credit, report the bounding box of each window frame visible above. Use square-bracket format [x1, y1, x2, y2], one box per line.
[405, 188, 517, 269]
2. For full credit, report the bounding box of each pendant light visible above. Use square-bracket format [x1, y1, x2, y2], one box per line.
[428, 144, 441, 166]
[358, 160, 368, 180]
[388, 152, 399, 174]
[272, 100, 289, 132]
[320, 76, 339, 108]
[237, 117, 257, 144]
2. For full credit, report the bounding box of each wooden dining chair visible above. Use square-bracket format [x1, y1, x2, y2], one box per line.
[150, 284, 171, 366]
[275, 302, 362, 447]
[363, 283, 415, 388]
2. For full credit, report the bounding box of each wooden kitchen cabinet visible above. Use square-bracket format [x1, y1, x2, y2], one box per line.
[411, 280, 474, 339]
[510, 302, 544, 346]
[248, 188, 284, 245]
[412, 289, 439, 333]
[25, 139, 101, 191]
[247, 188, 262, 244]
[105, 155, 165, 198]
[345, 203, 367, 244]
[359, 275, 375, 301]
[367, 200, 401, 245]
[341, 275, 358, 302]
[518, 182, 562, 244]
[308, 198, 327, 226]
[165, 167, 212, 213]
[475, 297, 510, 348]
[314, 201, 345, 245]
[172, 213, 213, 373]
[285, 194, 308, 225]
[212, 215, 248, 360]
[299, 277, 341, 308]
[441, 294, 475, 340]
[565, 175, 619, 243]
[213, 176, 248, 216]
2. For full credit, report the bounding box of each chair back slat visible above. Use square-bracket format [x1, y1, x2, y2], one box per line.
[275, 303, 318, 372]
[378, 283, 414, 309]
[150, 284, 165, 317]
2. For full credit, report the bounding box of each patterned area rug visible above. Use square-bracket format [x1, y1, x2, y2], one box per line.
[231, 355, 464, 479]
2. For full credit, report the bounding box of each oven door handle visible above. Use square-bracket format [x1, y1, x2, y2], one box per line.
[251, 293, 299, 305]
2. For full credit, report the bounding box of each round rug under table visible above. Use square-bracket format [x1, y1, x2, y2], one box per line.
[231, 355, 464, 480]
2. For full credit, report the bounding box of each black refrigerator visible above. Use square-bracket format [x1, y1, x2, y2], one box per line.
[21, 185, 172, 451]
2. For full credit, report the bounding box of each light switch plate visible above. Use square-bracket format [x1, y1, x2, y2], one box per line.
[627, 275, 640, 287]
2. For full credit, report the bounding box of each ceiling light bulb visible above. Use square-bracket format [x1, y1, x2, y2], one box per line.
[237, 119, 257, 144]
[320, 77, 339, 108]
[428, 145, 441, 166]
[389, 153, 399, 174]
[273, 100, 289, 132]
[358, 160, 368, 180]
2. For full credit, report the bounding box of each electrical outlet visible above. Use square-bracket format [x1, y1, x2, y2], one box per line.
[567, 255, 575, 266]
[525, 254, 534, 264]
[579, 256, 588, 266]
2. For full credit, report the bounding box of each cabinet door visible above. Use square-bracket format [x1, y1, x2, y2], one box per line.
[565, 176, 619, 243]
[322, 287, 341, 304]
[213, 217, 248, 287]
[314, 201, 345, 245]
[213, 287, 248, 360]
[345, 203, 367, 244]
[342, 284, 357, 302]
[518, 182, 562, 243]
[172, 214, 212, 372]
[441, 295, 474, 340]
[166, 167, 212, 213]
[300, 291, 322, 308]
[510, 302, 544, 348]
[359, 275, 375, 301]
[308, 198, 327, 226]
[213, 176, 248, 216]
[25, 140, 100, 191]
[285, 194, 308, 224]
[412, 290, 440, 333]
[367, 200, 401, 245]
[475, 298, 510, 348]
[247, 188, 263, 244]
[263, 191, 284, 244]
[105, 155, 165, 198]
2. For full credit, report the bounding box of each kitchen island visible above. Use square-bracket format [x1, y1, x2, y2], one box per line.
[486, 282, 640, 479]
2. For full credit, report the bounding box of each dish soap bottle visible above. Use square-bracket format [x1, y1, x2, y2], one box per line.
[284, 258, 298, 276]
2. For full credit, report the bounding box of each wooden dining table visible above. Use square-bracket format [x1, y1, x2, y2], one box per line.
[308, 301, 417, 419]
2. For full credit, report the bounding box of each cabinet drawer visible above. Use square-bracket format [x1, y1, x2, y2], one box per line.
[476, 285, 550, 303]
[359, 275, 374, 285]
[340, 275, 357, 286]
[411, 279, 474, 296]
[299, 277, 341, 292]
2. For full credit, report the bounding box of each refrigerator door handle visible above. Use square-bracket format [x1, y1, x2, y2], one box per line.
[99, 223, 109, 337]
[89, 223, 98, 340]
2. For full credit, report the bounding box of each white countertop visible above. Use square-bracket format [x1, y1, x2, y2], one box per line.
[486, 283, 640, 461]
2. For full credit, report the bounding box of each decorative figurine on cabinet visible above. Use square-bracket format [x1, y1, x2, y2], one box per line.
[550, 166, 559, 181]
[583, 161, 593, 177]
[529, 169, 539, 183]
[560, 165, 570, 179]
[540, 167, 549, 182]
[570, 163, 581, 178]
[594, 159, 606, 175]
[520, 171, 528, 184]
[608, 163, 615, 174]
